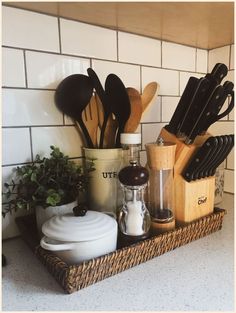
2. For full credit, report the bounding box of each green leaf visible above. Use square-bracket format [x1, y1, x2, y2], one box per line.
[31, 172, 37, 182]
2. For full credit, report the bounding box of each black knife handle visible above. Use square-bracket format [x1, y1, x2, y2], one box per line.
[184, 85, 225, 144]
[201, 135, 227, 178]
[182, 136, 217, 182]
[165, 77, 199, 135]
[210, 134, 234, 176]
[205, 63, 228, 84]
[195, 136, 223, 180]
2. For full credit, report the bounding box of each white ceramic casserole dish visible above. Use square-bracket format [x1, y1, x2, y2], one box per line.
[40, 210, 118, 265]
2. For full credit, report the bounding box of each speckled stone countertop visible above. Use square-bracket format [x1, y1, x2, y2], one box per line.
[2, 193, 234, 311]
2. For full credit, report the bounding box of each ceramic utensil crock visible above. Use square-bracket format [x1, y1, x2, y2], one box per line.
[40, 210, 118, 265]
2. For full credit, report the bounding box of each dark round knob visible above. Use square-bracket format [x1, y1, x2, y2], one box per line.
[73, 204, 88, 216]
[118, 163, 149, 186]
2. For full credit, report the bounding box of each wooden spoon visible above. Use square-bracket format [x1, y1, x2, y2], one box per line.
[55, 74, 94, 148]
[95, 93, 118, 148]
[124, 87, 142, 132]
[141, 82, 160, 113]
[82, 95, 99, 148]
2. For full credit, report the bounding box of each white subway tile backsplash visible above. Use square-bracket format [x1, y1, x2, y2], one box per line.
[60, 19, 117, 60]
[2, 89, 63, 127]
[140, 150, 147, 167]
[142, 123, 165, 149]
[92, 60, 140, 90]
[2, 48, 26, 87]
[227, 148, 234, 170]
[196, 49, 208, 73]
[179, 72, 203, 95]
[2, 6, 60, 52]
[26, 51, 90, 89]
[230, 45, 234, 70]
[162, 42, 196, 71]
[140, 97, 161, 123]
[3, 128, 32, 165]
[142, 67, 179, 96]
[162, 96, 180, 122]
[208, 46, 230, 72]
[31, 126, 83, 159]
[224, 169, 234, 193]
[208, 121, 234, 136]
[223, 70, 234, 84]
[118, 32, 161, 67]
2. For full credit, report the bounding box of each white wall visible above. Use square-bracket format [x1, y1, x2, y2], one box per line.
[2, 6, 234, 238]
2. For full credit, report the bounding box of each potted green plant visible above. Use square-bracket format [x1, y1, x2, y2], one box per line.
[3, 146, 92, 235]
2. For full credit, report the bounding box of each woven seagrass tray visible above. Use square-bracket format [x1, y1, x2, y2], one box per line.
[16, 207, 226, 294]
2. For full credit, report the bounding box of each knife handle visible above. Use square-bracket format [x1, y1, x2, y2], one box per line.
[182, 136, 217, 182]
[210, 134, 234, 176]
[206, 63, 228, 84]
[165, 77, 199, 135]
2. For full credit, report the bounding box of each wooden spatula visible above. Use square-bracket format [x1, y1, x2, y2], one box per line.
[124, 87, 142, 133]
[95, 94, 118, 148]
[141, 82, 160, 113]
[81, 95, 99, 147]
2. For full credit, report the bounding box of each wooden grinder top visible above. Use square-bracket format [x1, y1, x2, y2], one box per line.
[146, 138, 176, 170]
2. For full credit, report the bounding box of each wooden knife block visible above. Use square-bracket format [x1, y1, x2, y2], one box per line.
[159, 128, 215, 224]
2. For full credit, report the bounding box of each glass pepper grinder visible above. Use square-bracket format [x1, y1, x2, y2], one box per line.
[118, 160, 150, 245]
[145, 137, 176, 234]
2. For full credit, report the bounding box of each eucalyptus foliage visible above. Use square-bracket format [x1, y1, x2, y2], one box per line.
[2, 146, 92, 217]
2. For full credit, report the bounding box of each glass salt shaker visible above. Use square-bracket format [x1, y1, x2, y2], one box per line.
[118, 160, 150, 245]
[121, 133, 141, 166]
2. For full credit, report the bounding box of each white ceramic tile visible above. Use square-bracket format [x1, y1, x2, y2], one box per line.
[141, 97, 161, 123]
[228, 106, 234, 121]
[26, 51, 90, 89]
[60, 18, 117, 60]
[224, 169, 234, 193]
[208, 121, 234, 136]
[118, 32, 161, 67]
[142, 67, 178, 96]
[92, 60, 140, 90]
[196, 49, 208, 73]
[2, 48, 26, 87]
[226, 148, 234, 170]
[230, 45, 234, 70]
[208, 46, 230, 72]
[142, 123, 165, 149]
[162, 42, 195, 71]
[2, 89, 63, 127]
[179, 72, 203, 95]
[31, 126, 83, 159]
[2, 6, 59, 52]
[161, 96, 180, 122]
[3, 128, 32, 165]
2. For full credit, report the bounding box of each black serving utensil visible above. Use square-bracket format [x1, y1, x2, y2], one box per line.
[55, 74, 94, 148]
[105, 74, 131, 147]
[87, 68, 111, 148]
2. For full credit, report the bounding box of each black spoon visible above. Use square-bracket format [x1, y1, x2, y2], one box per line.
[87, 68, 111, 148]
[55, 74, 94, 148]
[105, 74, 131, 147]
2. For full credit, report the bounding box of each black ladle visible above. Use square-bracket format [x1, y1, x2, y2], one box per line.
[87, 68, 111, 149]
[55, 74, 94, 148]
[105, 74, 131, 147]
